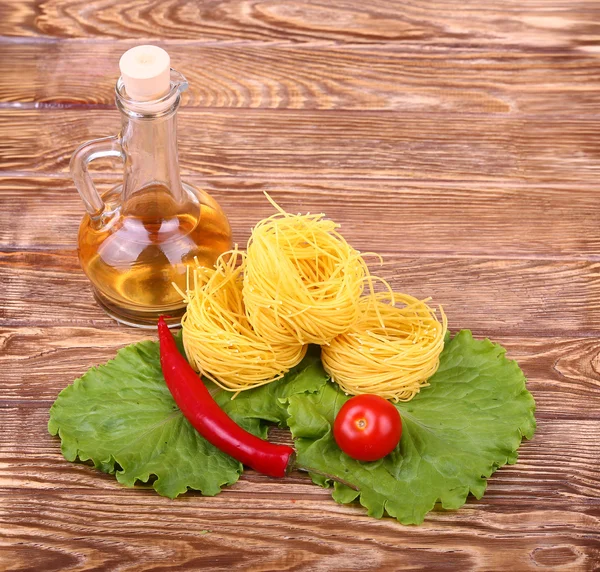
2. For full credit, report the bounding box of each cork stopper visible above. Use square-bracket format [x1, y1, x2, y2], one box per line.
[119, 45, 171, 102]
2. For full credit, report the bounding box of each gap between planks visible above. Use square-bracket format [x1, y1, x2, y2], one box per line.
[1, 102, 599, 120]
[2, 321, 600, 341]
[1, 36, 597, 52]
[7, 171, 600, 184]
[1, 244, 599, 263]
[0, 400, 592, 421]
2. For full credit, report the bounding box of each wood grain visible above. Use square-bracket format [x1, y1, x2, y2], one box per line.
[2, 0, 600, 568]
[2, 325, 600, 422]
[2, 249, 600, 337]
[2, 109, 600, 182]
[1, 404, 599, 571]
[1, 0, 600, 48]
[2, 177, 600, 259]
[2, 41, 600, 115]
[2, 487, 597, 572]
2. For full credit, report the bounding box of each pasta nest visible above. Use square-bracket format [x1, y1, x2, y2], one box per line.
[321, 292, 448, 402]
[181, 249, 307, 393]
[243, 207, 368, 346]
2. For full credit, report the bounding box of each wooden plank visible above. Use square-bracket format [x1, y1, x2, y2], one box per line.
[1, 488, 597, 571]
[1, 0, 599, 48]
[0, 405, 598, 571]
[2, 177, 599, 260]
[1, 249, 599, 337]
[2, 324, 599, 421]
[1, 109, 599, 182]
[2, 41, 600, 115]
[9, 405, 585, 502]
[0, 108, 522, 179]
[1, 0, 598, 568]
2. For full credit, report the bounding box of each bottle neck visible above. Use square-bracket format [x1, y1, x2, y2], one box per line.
[120, 108, 185, 213]
[114, 69, 191, 220]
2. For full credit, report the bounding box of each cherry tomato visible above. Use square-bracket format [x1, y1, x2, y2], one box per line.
[333, 395, 402, 461]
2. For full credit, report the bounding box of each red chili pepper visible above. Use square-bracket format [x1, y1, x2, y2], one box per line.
[157, 316, 295, 478]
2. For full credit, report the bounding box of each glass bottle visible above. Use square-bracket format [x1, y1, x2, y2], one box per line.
[70, 47, 232, 328]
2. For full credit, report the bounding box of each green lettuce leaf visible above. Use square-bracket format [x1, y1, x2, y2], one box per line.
[49, 330, 535, 525]
[48, 339, 327, 499]
[49, 338, 245, 497]
[288, 330, 536, 524]
[223, 346, 329, 427]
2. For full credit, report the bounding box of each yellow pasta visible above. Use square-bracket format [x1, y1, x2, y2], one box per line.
[177, 194, 448, 402]
[321, 292, 448, 402]
[179, 248, 307, 393]
[243, 195, 369, 346]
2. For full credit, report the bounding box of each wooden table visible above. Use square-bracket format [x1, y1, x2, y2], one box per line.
[2, 1, 600, 570]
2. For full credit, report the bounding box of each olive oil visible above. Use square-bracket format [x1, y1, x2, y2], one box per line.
[70, 47, 233, 327]
[78, 184, 231, 327]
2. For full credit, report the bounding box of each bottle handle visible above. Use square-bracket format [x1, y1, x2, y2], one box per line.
[70, 135, 124, 217]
